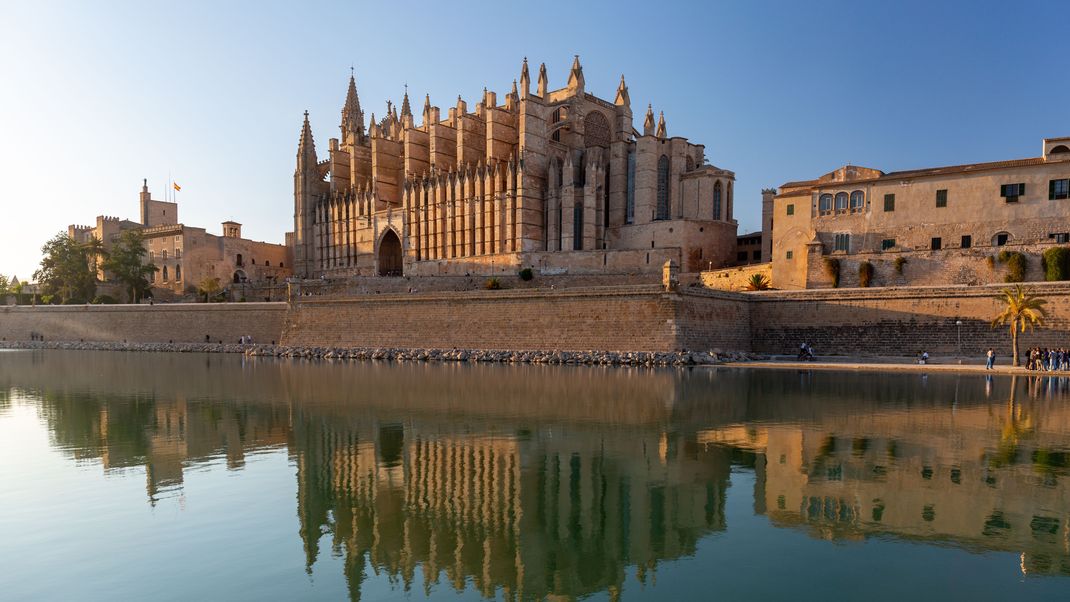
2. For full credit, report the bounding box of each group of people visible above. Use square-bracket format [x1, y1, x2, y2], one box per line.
[797, 342, 815, 361]
[1026, 347, 1070, 372]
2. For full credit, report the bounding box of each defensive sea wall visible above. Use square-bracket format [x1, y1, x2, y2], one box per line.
[0, 302, 286, 344]
[5, 282, 1070, 357]
[281, 285, 752, 352]
[750, 282, 1070, 356]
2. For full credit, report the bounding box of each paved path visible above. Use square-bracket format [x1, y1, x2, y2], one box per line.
[721, 356, 1037, 376]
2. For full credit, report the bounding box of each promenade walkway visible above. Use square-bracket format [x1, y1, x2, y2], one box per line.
[725, 355, 1037, 376]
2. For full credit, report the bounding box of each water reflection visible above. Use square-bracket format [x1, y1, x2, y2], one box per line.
[2, 351, 1070, 599]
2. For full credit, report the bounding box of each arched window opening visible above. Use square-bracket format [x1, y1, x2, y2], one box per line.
[656, 155, 670, 220]
[265, 261, 271, 267]
[686, 156, 695, 172]
[819, 194, 833, 215]
[835, 192, 849, 213]
[850, 190, 864, 213]
[175, 264, 181, 281]
[162, 265, 169, 281]
[603, 164, 611, 229]
[378, 229, 403, 276]
[713, 180, 722, 220]
[625, 149, 636, 224]
[1051, 145, 1070, 154]
[993, 232, 1011, 246]
[727, 182, 733, 220]
[236, 253, 243, 267]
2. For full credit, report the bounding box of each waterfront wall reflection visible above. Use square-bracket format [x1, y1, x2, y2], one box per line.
[3, 351, 1070, 598]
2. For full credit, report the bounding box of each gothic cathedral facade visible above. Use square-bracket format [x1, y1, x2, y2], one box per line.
[292, 57, 738, 279]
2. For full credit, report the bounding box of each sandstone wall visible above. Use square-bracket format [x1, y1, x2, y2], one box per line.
[750, 282, 1070, 357]
[282, 285, 751, 352]
[700, 263, 772, 291]
[0, 303, 287, 344]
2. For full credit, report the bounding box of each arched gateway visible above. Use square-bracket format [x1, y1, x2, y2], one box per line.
[378, 229, 403, 276]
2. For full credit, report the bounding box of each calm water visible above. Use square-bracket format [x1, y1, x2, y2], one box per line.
[2, 351, 1070, 601]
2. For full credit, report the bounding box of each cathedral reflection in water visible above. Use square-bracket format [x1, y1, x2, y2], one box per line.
[7, 351, 1070, 600]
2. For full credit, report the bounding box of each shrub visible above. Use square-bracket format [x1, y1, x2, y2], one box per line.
[1043, 247, 1070, 281]
[894, 257, 907, 274]
[1002, 252, 1027, 283]
[518, 268, 534, 281]
[746, 273, 771, 291]
[858, 261, 874, 287]
[91, 295, 117, 305]
[997, 249, 1013, 263]
[823, 257, 841, 288]
[484, 278, 502, 290]
[985, 255, 996, 270]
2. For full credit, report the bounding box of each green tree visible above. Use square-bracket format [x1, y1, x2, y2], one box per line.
[0, 274, 9, 298]
[746, 273, 771, 291]
[991, 285, 1047, 367]
[33, 232, 98, 304]
[197, 276, 223, 303]
[102, 230, 157, 303]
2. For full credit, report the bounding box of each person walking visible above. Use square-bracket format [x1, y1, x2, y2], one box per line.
[986, 348, 995, 370]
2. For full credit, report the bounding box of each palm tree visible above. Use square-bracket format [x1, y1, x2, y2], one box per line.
[746, 273, 771, 291]
[991, 285, 1047, 367]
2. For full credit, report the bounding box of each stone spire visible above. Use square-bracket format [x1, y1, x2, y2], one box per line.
[368, 112, 379, 137]
[400, 85, 412, 119]
[566, 55, 584, 94]
[298, 110, 317, 165]
[643, 104, 655, 136]
[537, 62, 548, 98]
[519, 57, 530, 99]
[614, 74, 630, 108]
[422, 93, 432, 125]
[341, 71, 364, 142]
[656, 111, 666, 138]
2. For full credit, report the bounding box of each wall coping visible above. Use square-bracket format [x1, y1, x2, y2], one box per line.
[0, 302, 287, 314]
[294, 284, 670, 306]
[747, 281, 1070, 302]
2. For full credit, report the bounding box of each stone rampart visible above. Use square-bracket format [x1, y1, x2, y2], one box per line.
[0, 303, 287, 344]
[750, 282, 1070, 356]
[700, 263, 772, 291]
[282, 285, 751, 353]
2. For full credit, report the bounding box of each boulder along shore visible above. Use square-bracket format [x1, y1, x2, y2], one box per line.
[0, 340, 765, 367]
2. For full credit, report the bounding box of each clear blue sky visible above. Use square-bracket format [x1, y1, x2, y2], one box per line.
[2, 0, 1068, 281]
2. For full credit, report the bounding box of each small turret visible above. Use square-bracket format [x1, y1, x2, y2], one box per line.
[614, 74, 630, 108]
[340, 70, 365, 143]
[519, 57, 530, 99]
[400, 85, 412, 120]
[656, 111, 666, 138]
[537, 62, 548, 98]
[643, 105, 655, 136]
[566, 55, 584, 94]
[298, 110, 318, 167]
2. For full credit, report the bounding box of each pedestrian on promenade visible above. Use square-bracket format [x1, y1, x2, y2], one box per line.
[986, 348, 995, 370]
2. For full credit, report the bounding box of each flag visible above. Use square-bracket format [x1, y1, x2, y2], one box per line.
[173, 182, 182, 191]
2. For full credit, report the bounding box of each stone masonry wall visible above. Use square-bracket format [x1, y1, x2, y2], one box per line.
[282, 285, 751, 352]
[0, 303, 287, 344]
[700, 263, 772, 291]
[751, 282, 1070, 357]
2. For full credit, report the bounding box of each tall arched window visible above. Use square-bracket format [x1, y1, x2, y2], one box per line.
[625, 149, 636, 224]
[727, 182, 733, 220]
[162, 265, 169, 281]
[656, 155, 670, 220]
[850, 190, 864, 212]
[819, 194, 833, 215]
[713, 180, 722, 220]
[835, 192, 848, 213]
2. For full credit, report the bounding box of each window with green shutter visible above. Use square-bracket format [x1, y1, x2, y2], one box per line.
[1001, 183, 1025, 202]
[936, 189, 947, 207]
[1050, 179, 1069, 200]
[786, 203, 795, 215]
[884, 194, 895, 212]
[881, 238, 896, 250]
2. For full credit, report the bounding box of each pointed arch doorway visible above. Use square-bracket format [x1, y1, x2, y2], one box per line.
[378, 229, 403, 277]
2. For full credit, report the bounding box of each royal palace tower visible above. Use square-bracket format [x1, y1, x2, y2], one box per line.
[292, 57, 737, 279]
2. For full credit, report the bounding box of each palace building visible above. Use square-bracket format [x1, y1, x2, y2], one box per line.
[69, 180, 291, 300]
[769, 137, 1070, 288]
[291, 56, 738, 280]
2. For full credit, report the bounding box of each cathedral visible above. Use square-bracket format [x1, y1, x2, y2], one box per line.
[292, 57, 737, 279]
